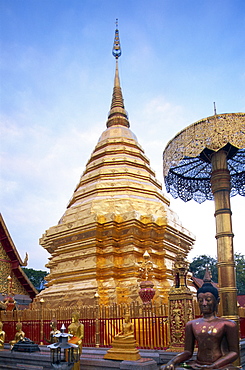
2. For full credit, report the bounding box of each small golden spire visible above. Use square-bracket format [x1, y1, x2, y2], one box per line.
[107, 20, 129, 128]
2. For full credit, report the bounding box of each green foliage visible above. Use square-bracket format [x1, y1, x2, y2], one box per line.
[189, 253, 245, 295]
[22, 268, 48, 291]
[189, 255, 218, 282]
[235, 253, 245, 295]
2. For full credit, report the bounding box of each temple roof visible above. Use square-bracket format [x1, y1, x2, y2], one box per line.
[0, 213, 37, 299]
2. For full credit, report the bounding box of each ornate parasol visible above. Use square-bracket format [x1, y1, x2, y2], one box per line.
[163, 112, 245, 322]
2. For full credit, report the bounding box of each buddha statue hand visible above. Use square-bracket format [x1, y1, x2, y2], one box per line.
[161, 362, 176, 370]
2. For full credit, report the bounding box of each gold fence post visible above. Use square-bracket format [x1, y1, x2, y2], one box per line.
[94, 292, 100, 347]
[40, 298, 44, 345]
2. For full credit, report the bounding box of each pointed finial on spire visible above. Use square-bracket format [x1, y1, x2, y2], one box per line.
[112, 19, 122, 59]
[213, 102, 217, 115]
[106, 20, 129, 128]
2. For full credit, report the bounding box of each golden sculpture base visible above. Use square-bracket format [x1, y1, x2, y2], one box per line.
[166, 346, 184, 352]
[71, 361, 80, 370]
[104, 337, 141, 361]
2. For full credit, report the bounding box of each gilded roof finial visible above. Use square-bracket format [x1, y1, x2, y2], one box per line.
[214, 102, 217, 115]
[107, 20, 129, 128]
[112, 19, 121, 59]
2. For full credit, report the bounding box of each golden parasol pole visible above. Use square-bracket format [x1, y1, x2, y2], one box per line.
[211, 150, 238, 320]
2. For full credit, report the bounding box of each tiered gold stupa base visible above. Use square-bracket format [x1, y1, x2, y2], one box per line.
[104, 336, 141, 361]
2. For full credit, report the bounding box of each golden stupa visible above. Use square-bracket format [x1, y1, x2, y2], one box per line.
[36, 24, 194, 308]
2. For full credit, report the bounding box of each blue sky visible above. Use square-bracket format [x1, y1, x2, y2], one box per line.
[1, 0, 245, 270]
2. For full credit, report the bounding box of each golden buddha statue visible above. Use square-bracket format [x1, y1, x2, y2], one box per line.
[9, 321, 25, 348]
[68, 312, 84, 370]
[115, 312, 135, 340]
[49, 318, 60, 343]
[104, 312, 141, 361]
[161, 281, 239, 369]
[0, 321, 5, 349]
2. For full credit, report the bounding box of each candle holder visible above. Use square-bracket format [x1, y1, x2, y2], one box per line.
[48, 324, 79, 370]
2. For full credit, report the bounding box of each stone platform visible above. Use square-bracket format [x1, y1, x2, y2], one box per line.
[0, 345, 161, 370]
[0, 341, 244, 369]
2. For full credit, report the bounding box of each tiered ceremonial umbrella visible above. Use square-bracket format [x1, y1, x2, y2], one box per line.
[163, 112, 245, 321]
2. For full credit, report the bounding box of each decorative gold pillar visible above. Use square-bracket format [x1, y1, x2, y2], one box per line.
[211, 150, 238, 321]
[168, 254, 194, 351]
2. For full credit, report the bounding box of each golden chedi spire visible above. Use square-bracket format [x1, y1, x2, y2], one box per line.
[37, 22, 195, 309]
[107, 20, 129, 128]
